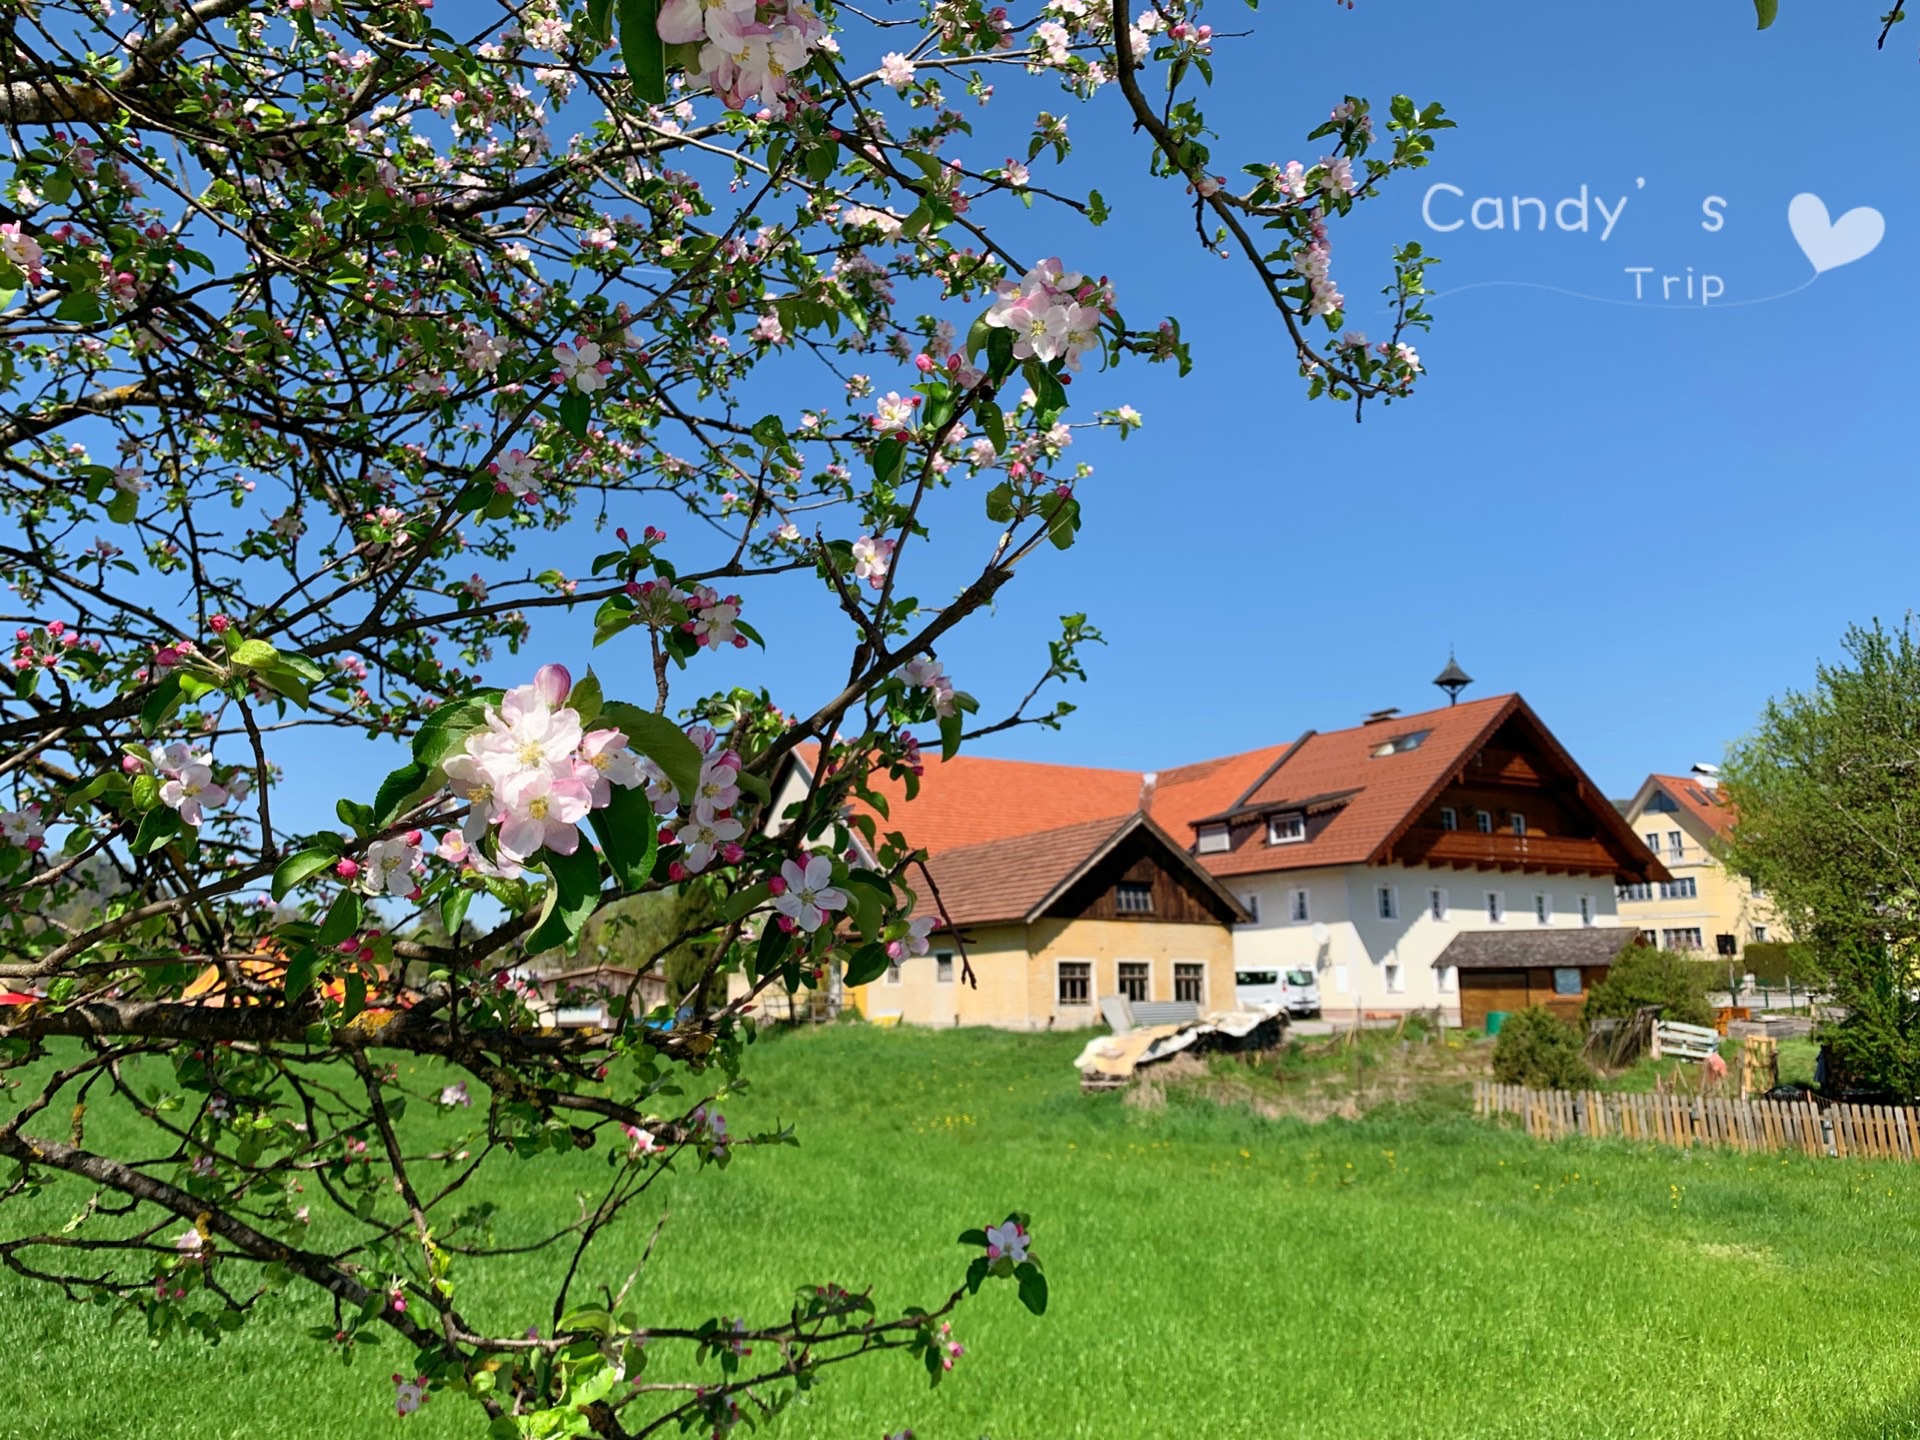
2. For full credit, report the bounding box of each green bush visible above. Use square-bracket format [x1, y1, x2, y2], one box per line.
[1582, 947, 1714, 1028]
[1745, 940, 1821, 989]
[1491, 1007, 1592, 1090]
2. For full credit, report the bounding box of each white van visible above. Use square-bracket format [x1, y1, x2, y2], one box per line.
[1234, 968, 1321, 1017]
[1228, 971, 1320, 1013]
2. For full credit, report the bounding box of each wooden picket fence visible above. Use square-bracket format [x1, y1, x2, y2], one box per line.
[1473, 1079, 1920, 1161]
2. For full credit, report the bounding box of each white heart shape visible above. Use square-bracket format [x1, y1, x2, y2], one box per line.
[1789, 193, 1885, 274]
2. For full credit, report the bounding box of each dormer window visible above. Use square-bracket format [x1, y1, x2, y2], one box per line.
[1439, 807, 1458, 831]
[1196, 825, 1231, 855]
[1371, 729, 1432, 758]
[1267, 813, 1305, 845]
[1115, 882, 1153, 915]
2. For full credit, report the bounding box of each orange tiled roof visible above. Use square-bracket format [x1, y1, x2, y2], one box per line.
[1649, 773, 1738, 840]
[914, 813, 1138, 926]
[1144, 743, 1292, 838]
[796, 744, 1147, 856]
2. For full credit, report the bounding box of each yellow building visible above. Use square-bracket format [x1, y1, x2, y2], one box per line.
[1614, 767, 1784, 962]
[846, 813, 1246, 1028]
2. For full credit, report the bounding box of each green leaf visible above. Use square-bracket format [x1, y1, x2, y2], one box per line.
[54, 288, 101, 324]
[984, 482, 1014, 524]
[964, 1254, 991, 1296]
[525, 843, 605, 954]
[978, 401, 1008, 457]
[722, 881, 771, 924]
[570, 669, 604, 728]
[283, 948, 320, 1002]
[1015, 1262, 1048, 1315]
[751, 413, 787, 448]
[586, 0, 614, 39]
[598, 702, 701, 803]
[618, 0, 667, 102]
[939, 709, 964, 761]
[753, 921, 789, 980]
[343, 972, 367, 1022]
[139, 676, 184, 737]
[559, 1307, 614, 1338]
[412, 695, 496, 767]
[336, 799, 375, 836]
[1754, 0, 1777, 27]
[272, 846, 341, 901]
[844, 879, 887, 943]
[871, 436, 907, 484]
[805, 140, 839, 184]
[130, 805, 184, 856]
[373, 760, 434, 827]
[229, 639, 281, 670]
[441, 885, 473, 939]
[559, 388, 592, 439]
[587, 783, 658, 891]
[315, 890, 362, 949]
[107, 487, 138, 524]
[843, 942, 891, 988]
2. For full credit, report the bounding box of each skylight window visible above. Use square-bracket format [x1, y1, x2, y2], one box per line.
[1371, 729, 1431, 758]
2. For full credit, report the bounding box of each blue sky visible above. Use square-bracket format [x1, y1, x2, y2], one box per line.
[273, 0, 1912, 823]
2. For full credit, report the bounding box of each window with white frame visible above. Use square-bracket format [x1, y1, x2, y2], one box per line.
[1437, 964, 1457, 993]
[1645, 831, 1662, 853]
[1117, 961, 1150, 1003]
[1747, 874, 1767, 898]
[1241, 893, 1260, 924]
[1578, 894, 1594, 926]
[1534, 892, 1552, 925]
[1440, 806, 1458, 831]
[885, 960, 902, 985]
[1486, 891, 1505, 923]
[1196, 825, 1230, 854]
[1511, 813, 1527, 837]
[1661, 927, 1703, 951]
[1057, 962, 1091, 1006]
[1617, 882, 1652, 902]
[1290, 889, 1311, 924]
[1267, 813, 1305, 845]
[1377, 886, 1398, 921]
[1476, 810, 1494, 834]
[1114, 881, 1154, 915]
[1429, 888, 1448, 921]
[1384, 964, 1404, 993]
[1659, 877, 1698, 900]
[1174, 962, 1205, 1005]
[1752, 924, 1769, 943]
[1667, 831, 1684, 858]
[935, 952, 954, 983]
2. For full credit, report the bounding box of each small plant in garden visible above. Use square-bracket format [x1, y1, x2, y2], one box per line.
[1492, 1008, 1592, 1091]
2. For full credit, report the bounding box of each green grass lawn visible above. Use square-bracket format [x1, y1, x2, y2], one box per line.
[5, 1024, 1920, 1439]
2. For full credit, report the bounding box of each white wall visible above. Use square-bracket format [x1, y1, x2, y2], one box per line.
[1225, 864, 1625, 1017]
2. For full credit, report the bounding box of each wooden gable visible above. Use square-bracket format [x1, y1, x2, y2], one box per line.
[1386, 712, 1667, 882]
[1041, 823, 1240, 926]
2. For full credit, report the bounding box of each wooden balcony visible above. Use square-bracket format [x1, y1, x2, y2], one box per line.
[1394, 827, 1625, 876]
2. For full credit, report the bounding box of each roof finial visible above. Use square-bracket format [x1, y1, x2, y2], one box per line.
[1432, 646, 1473, 707]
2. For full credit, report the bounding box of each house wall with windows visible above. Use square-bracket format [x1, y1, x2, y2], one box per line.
[1225, 863, 1624, 1019]
[850, 917, 1235, 1029]
[1614, 773, 1785, 962]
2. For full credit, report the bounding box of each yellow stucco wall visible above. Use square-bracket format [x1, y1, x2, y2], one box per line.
[852, 918, 1235, 1030]
[1616, 794, 1786, 960]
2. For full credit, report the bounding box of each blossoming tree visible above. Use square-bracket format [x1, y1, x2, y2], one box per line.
[0, 0, 1447, 1428]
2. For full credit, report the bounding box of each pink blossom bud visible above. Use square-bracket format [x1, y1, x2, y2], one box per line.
[208, 614, 232, 633]
[616, 527, 629, 543]
[721, 843, 745, 864]
[120, 754, 144, 773]
[335, 859, 360, 879]
[777, 914, 796, 933]
[767, 875, 788, 897]
[404, 830, 422, 846]
[533, 663, 571, 705]
[337, 939, 360, 954]
[886, 940, 905, 961]
[914, 354, 935, 373]
[667, 860, 688, 881]
[658, 826, 676, 846]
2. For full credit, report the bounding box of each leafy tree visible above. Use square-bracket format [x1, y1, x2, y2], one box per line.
[1491, 1008, 1590, 1091]
[1721, 618, 1920, 1095]
[1582, 947, 1714, 1029]
[0, 0, 1452, 1429]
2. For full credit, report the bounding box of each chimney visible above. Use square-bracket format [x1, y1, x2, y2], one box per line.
[1691, 762, 1720, 791]
[1138, 771, 1158, 812]
[1364, 707, 1401, 726]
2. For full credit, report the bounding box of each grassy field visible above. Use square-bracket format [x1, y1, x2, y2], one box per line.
[4, 1023, 1920, 1439]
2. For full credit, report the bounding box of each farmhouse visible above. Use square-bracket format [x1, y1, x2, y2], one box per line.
[1180, 693, 1670, 1021]
[1612, 766, 1786, 961]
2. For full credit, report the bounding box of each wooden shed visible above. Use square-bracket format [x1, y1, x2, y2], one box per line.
[1434, 929, 1640, 1031]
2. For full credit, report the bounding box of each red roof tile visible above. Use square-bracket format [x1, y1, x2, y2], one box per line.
[916, 814, 1138, 926]
[1649, 773, 1738, 840]
[1144, 743, 1292, 838]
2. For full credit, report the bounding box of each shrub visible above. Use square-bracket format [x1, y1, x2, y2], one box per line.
[1582, 947, 1714, 1028]
[1745, 941, 1821, 989]
[1492, 1008, 1592, 1090]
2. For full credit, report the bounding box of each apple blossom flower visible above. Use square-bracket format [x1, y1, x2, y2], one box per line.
[575, 729, 646, 805]
[0, 222, 45, 283]
[624, 1123, 660, 1157]
[851, 535, 894, 588]
[871, 391, 916, 431]
[438, 1082, 471, 1108]
[690, 752, 741, 819]
[887, 915, 937, 960]
[552, 339, 612, 392]
[0, 804, 46, 852]
[673, 813, 745, 873]
[492, 448, 541, 500]
[159, 755, 230, 828]
[361, 833, 425, 896]
[393, 1375, 428, 1417]
[496, 768, 593, 862]
[772, 853, 848, 933]
[985, 1219, 1029, 1262]
[878, 52, 914, 89]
